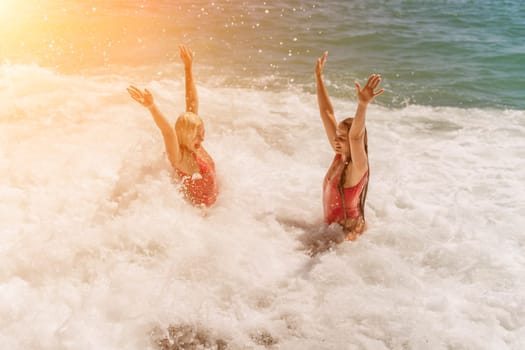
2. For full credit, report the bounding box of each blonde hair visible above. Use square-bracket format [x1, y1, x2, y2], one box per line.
[175, 112, 203, 148]
[175, 112, 203, 160]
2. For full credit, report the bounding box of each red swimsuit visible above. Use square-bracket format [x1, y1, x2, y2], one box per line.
[175, 154, 218, 207]
[323, 154, 368, 224]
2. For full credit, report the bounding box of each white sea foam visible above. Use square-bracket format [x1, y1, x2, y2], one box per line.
[1, 64, 524, 349]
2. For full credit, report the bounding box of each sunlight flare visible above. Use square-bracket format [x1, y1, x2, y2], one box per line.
[0, 0, 17, 19]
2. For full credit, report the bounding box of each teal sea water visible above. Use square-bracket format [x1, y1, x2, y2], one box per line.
[2, 0, 524, 109]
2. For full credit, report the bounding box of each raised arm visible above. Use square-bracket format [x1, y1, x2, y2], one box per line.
[315, 51, 338, 151]
[349, 74, 384, 171]
[127, 86, 181, 166]
[179, 45, 199, 115]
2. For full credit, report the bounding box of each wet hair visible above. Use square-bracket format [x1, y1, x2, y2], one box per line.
[338, 118, 369, 221]
[175, 112, 202, 146]
[175, 112, 203, 160]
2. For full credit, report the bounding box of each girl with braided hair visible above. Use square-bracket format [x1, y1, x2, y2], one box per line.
[315, 51, 384, 241]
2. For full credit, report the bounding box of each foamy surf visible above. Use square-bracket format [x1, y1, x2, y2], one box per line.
[1, 64, 524, 349]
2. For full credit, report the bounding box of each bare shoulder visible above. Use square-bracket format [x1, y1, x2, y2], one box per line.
[197, 147, 215, 166]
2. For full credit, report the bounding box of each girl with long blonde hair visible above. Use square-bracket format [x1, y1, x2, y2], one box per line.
[127, 45, 218, 206]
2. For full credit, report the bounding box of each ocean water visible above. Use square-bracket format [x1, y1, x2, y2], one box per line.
[1, 1, 525, 349]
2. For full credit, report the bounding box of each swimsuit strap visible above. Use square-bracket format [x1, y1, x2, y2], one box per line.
[176, 152, 207, 178]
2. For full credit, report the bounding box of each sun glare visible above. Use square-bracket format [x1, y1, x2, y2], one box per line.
[0, 0, 19, 22]
[0, 0, 23, 42]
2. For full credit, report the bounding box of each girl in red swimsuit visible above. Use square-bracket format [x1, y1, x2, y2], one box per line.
[127, 45, 218, 207]
[315, 51, 384, 240]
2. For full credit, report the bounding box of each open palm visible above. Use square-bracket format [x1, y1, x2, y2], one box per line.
[127, 85, 154, 108]
[355, 74, 384, 105]
[179, 45, 194, 67]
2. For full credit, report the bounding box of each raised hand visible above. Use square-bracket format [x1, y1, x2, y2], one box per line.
[315, 51, 328, 77]
[179, 45, 194, 68]
[355, 74, 384, 106]
[127, 85, 154, 108]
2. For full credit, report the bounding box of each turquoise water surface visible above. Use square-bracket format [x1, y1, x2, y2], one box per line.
[1, 0, 524, 109]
